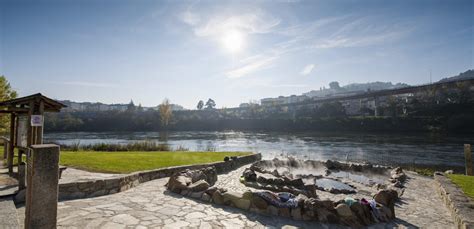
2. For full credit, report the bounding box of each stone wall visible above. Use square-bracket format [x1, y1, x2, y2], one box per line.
[434, 172, 474, 229]
[58, 153, 261, 200]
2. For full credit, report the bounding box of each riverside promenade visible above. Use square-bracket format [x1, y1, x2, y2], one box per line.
[15, 165, 454, 228]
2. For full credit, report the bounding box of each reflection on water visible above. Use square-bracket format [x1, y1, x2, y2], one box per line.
[44, 131, 473, 168]
[329, 171, 386, 186]
[315, 178, 355, 193]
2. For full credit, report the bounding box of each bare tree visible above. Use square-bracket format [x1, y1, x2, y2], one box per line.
[159, 98, 173, 128]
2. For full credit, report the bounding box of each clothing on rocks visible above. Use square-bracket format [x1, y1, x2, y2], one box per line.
[255, 191, 299, 208]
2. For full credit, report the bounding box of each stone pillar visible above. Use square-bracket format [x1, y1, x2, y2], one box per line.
[25, 144, 60, 229]
[18, 162, 26, 190]
[2, 139, 7, 159]
[465, 144, 472, 176]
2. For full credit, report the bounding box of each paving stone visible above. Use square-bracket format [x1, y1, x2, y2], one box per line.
[13, 165, 455, 229]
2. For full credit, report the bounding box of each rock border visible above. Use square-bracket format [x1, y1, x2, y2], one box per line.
[15, 153, 261, 202]
[434, 172, 474, 229]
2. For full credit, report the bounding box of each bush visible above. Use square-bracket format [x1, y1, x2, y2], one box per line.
[58, 141, 171, 152]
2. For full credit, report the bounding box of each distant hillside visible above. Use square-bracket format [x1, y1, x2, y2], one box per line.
[343, 81, 409, 92]
[438, 70, 474, 83]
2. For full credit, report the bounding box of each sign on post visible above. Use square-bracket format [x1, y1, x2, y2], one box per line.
[30, 115, 43, 127]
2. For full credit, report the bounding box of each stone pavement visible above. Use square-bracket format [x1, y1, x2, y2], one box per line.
[16, 165, 455, 228]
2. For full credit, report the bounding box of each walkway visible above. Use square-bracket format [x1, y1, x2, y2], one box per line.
[15, 166, 454, 228]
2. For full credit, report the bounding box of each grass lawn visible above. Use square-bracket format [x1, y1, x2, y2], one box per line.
[448, 174, 474, 199]
[60, 151, 252, 173]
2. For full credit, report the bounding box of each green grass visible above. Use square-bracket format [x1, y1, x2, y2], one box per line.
[59, 151, 252, 173]
[448, 174, 474, 199]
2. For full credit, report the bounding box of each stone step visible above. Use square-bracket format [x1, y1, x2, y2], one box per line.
[0, 197, 20, 228]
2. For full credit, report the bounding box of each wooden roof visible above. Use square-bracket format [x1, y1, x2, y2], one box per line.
[0, 93, 66, 113]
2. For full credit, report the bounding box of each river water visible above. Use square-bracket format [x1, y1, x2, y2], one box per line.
[44, 131, 473, 169]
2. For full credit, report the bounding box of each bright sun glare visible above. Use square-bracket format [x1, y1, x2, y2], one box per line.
[222, 30, 244, 53]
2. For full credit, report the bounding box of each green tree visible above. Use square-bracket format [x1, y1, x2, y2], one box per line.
[159, 98, 172, 128]
[205, 98, 216, 110]
[0, 76, 18, 132]
[197, 100, 204, 110]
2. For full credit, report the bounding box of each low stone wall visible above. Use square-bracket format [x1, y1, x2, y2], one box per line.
[58, 153, 261, 200]
[434, 172, 474, 229]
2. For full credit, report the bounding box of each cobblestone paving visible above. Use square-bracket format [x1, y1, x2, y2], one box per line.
[16, 166, 454, 228]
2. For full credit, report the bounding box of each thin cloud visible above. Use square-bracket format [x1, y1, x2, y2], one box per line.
[181, 11, 200, 26]
[300, 64, 315, 75]
[184, 10, 280, 37]
[226, 55, 277, 78]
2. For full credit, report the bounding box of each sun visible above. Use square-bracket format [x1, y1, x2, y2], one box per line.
[221, 30, 244, 53]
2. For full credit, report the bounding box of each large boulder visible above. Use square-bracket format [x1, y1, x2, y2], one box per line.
[350, 202, 374, 225]
[374, 189, 398, 218]
[212, 190, 224, 205]
[251, 195, 268, 210]
[222, 191, 251, 210]
[243, 168, 257, 182]
[335, 203, 353, 217]
[390, 167, 407, 183]
[167, 167, 217, 193]
[188, 180, 210, 192]
[167, 175, 191, 193]
[186, 167, 218, 186]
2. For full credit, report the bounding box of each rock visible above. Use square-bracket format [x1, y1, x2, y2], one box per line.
[188, 180, 210, 192]
[350, 202, 374, 225]
[390, 167, 406, 183]
[243, 168, 257, 182]
[212, 190, 224, 205]
[180, 189, 190, 196]
[267, 205, 279, 216]
[335, 203, 352, 217]
[315, 207, 338, 223]
[189, 191, 203, 199]
[279, 208, 291, 217]
[304, 184, 318, 198]
[251, 195, 268, 210]
[445, 170, 454, 174]
[375, 204, 392, 222]
[291, 207, 302, 220]
[256, 176, 268, 184]
[242, 190, 253, 200]
[296, 194, 308, 206]
[392, 181, 404, 188]
[201, 193, 211, 202]
[222, 191, 250, 210]
[374, 189, 398, 218]
[167, 175, 191, 193]
[390, 167, 403, 176]
[205, 186, 218, 196]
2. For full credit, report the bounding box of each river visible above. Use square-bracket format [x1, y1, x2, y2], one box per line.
[44, 131, 473, 170]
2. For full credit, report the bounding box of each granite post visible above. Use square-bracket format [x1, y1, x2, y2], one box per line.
[18, 162, 26, 190]
[25, 144, 60, 229]
[465, 144, 472, 176]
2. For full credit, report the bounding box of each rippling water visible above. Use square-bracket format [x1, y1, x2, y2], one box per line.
[44, 131, 473, 169]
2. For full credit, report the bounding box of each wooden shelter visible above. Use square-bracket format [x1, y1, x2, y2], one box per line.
[0, 93, 66, 175]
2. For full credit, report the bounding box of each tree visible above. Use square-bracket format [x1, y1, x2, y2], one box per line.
[205, 98, 216, 110]
[127, 99, 136, 112]
[329, 81, 340, 90]
[197, 100, 204, 110]
[0, 76, 18, 132]
[158, 98, 172, 128]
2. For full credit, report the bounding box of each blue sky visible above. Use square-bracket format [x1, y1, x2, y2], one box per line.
[1, 0, 472, 108]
